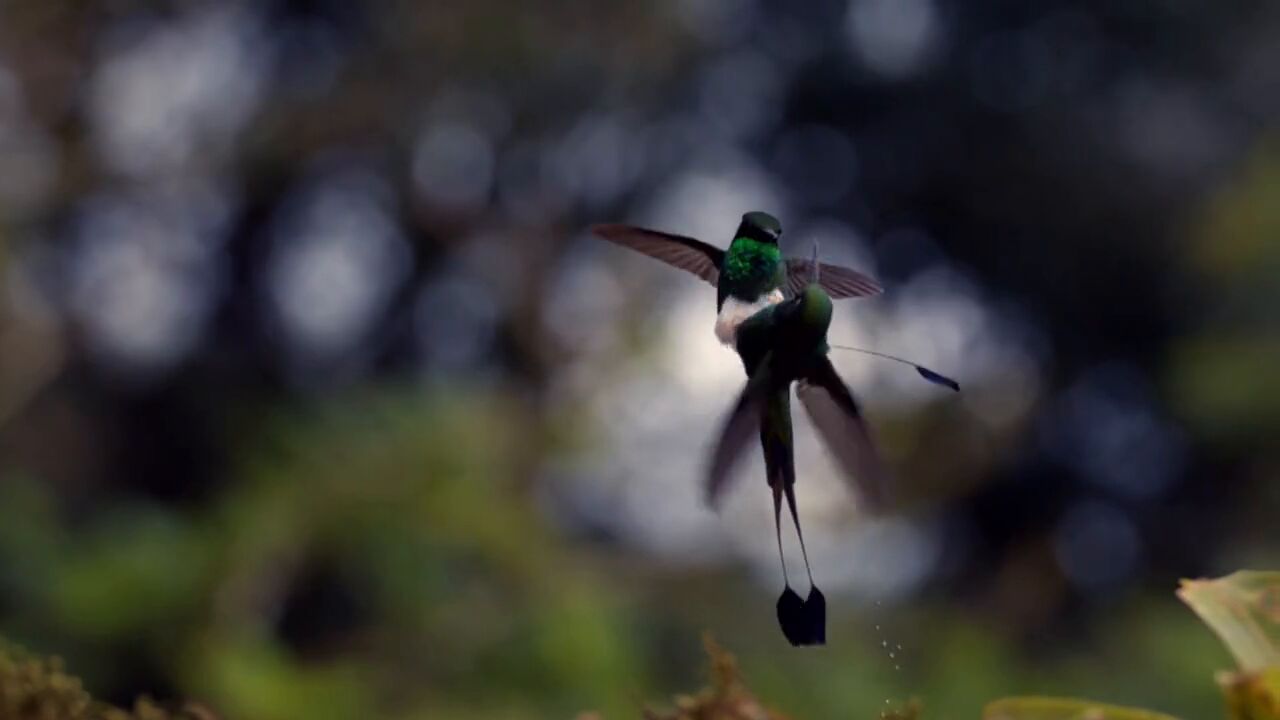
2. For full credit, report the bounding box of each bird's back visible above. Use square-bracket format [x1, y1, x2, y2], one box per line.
[732, 284, 833, 377]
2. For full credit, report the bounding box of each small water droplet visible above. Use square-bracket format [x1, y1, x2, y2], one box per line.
[889, 652, 896, 659]
[895, 664, 901, 671]
[880, 640, 887, 647]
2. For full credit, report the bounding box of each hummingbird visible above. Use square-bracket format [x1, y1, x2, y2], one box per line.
[593, 214, 956, 645]
[709, 248, 959, 645]
[705, 248, 891, 645]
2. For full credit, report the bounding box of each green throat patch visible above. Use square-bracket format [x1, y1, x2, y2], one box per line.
[722, 238, 781, 283]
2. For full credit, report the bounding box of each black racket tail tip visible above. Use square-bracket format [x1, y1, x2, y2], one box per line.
[777, 585, 808, 646]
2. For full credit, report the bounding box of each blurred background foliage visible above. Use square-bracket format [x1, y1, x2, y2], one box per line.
[0, 0, 1278, 718]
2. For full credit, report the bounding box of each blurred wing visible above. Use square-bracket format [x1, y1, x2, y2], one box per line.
[785, 260, 883, 298]
[797, 357, 891, 512]
[591, 224, 724, 285]
[705, 363, 773, 506]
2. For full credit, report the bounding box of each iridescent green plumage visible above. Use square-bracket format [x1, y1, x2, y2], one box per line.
[718, 237, 786, 308]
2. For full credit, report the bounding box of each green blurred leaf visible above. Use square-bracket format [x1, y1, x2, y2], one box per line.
[1192, 138, 1280, 282]
[982, 696, 1180, 720]
[50, 506, 211, 641]
[1217, 667, 1280, 720]
[1169, 336, 1280, 445]
[189, 636, 371, 720]
[1178, 571, 1280, 672]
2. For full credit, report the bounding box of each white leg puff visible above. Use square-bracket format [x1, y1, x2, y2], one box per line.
[714, 289, 785, 346]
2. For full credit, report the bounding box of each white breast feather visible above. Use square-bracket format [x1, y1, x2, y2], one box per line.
[714, 289, 785, 346]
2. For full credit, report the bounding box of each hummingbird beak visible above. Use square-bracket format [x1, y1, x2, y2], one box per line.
[810, 241, 820, 285]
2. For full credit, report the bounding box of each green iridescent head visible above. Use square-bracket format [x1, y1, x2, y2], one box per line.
[735, 211, 782, 244]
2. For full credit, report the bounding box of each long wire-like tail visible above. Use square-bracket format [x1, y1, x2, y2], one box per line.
[782, 484, 814, 587]
[761, 389, 819, 646]
[772, 484, 789, 587]
[762, 388, 826, 646]
[781, 481, 826, 645]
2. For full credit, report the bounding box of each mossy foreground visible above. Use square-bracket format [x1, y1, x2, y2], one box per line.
[634, 635, 923, 720]
[3, 572, 1277, 720]
[0, 641, 217, 720]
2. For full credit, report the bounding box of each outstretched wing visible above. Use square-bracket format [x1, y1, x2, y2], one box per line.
[796, 356, 891, 512]
[785, 260, 882, 299]
[705, 361, 774, 506]
[591, 224, 724, 285]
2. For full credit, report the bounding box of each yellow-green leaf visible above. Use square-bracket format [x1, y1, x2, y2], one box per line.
[1218, 667, 1280, 720]
[1178, 571, 1280, 671]
[982, 697, 1180, 720]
